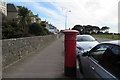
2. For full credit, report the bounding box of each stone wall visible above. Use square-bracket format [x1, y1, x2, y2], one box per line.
[2, 35, 60, 68]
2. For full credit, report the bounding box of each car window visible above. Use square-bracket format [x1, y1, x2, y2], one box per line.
[99, 46, 120, 79]
[77, 36, 95, 42]
[112, 46, 120, 55]
[89, 45, 110, 61]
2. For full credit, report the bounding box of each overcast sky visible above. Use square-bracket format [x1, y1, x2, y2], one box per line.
[7, 0, 119, 33]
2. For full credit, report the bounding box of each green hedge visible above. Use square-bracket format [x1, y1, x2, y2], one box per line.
[91, 34, 120, 40]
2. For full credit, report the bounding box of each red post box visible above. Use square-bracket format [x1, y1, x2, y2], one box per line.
[63, 30, 79, 77]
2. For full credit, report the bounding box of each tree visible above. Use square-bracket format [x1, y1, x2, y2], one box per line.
[18, 7, 30, 24]
[72, 24, 109, 34]
[72, 25, 83, 34]
[101, 26, 110, 33]
[18, 6, 31, 35]
[84, 25, 93, 34]
[92, 26, 100, 34]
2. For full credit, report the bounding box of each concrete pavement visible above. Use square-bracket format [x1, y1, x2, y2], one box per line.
[2, 36, 83, 79]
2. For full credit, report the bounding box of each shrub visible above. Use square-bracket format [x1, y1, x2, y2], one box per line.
[2, 21, 23, 39]
[29, 23, 44, 36]
[29, 23, 53, 36]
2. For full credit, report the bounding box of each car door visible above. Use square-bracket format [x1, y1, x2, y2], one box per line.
[80, 44, 107, 78]
[81, 44, 113, 78]
[88, 44, 119, 79]
[98, 45, 120, 79]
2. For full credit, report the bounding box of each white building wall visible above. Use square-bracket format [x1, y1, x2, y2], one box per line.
[0, 0, 7, 16]
[31, 17, 36, 23]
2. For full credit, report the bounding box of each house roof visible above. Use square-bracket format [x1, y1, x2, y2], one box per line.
[36, 17, 41, 20]
[7, 4, 18, 12]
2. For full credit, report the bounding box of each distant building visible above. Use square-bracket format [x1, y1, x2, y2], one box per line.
[41, 21, 50, 30]
[29, 11, 35, 23]
[36, 17, 41, 23]
[45, 22, 50, 30]
[49, 26, 59, 34]
[7, 3, 19, 21]
[41, 21, 59, 34]
[29, 11, 41, 23]
[0, 0, 7, 16]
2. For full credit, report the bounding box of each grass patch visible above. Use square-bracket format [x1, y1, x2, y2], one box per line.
[91, 34, 120, 40]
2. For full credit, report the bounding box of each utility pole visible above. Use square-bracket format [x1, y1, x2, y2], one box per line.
[65, 10, 71, 30]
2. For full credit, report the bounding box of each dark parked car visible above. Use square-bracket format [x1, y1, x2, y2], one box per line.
[78, 40, 120, 79]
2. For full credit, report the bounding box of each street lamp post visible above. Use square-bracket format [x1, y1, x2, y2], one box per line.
[65, 10, 71, 30]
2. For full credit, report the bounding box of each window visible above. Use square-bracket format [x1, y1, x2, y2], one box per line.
[77, 35, 95, 42]
[98, 45, 120, 79]
[112, 46, 120, 55]
[90, 45, 109, 61]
